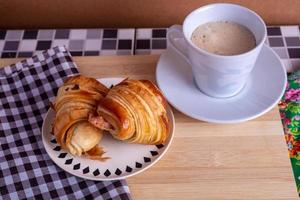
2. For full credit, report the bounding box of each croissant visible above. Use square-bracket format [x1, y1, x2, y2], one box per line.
[53, 75, 109, 160]
[89, 79, 169, 145]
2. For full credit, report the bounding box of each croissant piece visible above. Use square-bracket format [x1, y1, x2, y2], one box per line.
[63, 75, 108, 96]
[53, 75, 108, 159]
[65, 121, 103, 156]
[92, 79, 169, 145]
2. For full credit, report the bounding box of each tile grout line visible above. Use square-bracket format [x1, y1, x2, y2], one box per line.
[15, 30, 24, 58]
[282, 26, 300, 70]
[116, 29, 119, 55]
[51, 29, 57, 52]
[280, 26, 292, 71]
[133, 29, 137, 55]
[100, 29, 103, 56]
[82, 30, 87, 57]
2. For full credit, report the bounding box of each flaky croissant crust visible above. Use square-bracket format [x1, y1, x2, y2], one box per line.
[96, 79, 169, 145]
[53, 75, 108, 160]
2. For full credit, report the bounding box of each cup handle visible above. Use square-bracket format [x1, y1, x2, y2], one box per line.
[167, 25, 189, 62]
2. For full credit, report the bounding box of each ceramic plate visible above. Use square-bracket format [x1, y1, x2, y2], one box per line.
[156, 45, 287, 123]
[42, 78, 175, 181]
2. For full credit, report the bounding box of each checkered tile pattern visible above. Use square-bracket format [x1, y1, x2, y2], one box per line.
[135, 29, 167, 55]
[266, 26, 300, 72]
[0, 46, 131, 200]
[1, 26, 300, 72]
[0, 29, 135, 58]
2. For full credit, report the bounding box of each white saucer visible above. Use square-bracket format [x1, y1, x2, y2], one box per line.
[156, 45, 287, 123]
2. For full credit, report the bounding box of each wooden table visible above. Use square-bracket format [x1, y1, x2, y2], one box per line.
[0, 55, 298, 199]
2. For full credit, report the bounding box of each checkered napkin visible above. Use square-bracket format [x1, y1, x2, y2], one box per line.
[0, 46, 131, 200]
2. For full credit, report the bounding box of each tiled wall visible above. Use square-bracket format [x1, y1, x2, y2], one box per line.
[0, 26, 300, 72]
[0, 29, 135, 57]
[135, 29, 167, 55]
[266, 26, 300, 72]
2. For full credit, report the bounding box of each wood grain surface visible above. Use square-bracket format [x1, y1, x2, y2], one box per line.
[0, 55, 298, 199]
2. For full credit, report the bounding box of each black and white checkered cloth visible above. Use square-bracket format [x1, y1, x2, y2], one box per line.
[0, 46, 131, 200]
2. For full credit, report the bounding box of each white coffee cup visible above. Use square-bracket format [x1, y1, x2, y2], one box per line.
[167, 3, 267, 98]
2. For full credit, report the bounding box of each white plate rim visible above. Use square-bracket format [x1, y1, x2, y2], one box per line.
[42, 77, 175, 181]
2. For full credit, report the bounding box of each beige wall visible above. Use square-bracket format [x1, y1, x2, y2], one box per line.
[1, 0, 300, 29]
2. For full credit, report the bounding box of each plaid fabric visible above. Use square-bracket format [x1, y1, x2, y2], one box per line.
[0, 46, 131, 200]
